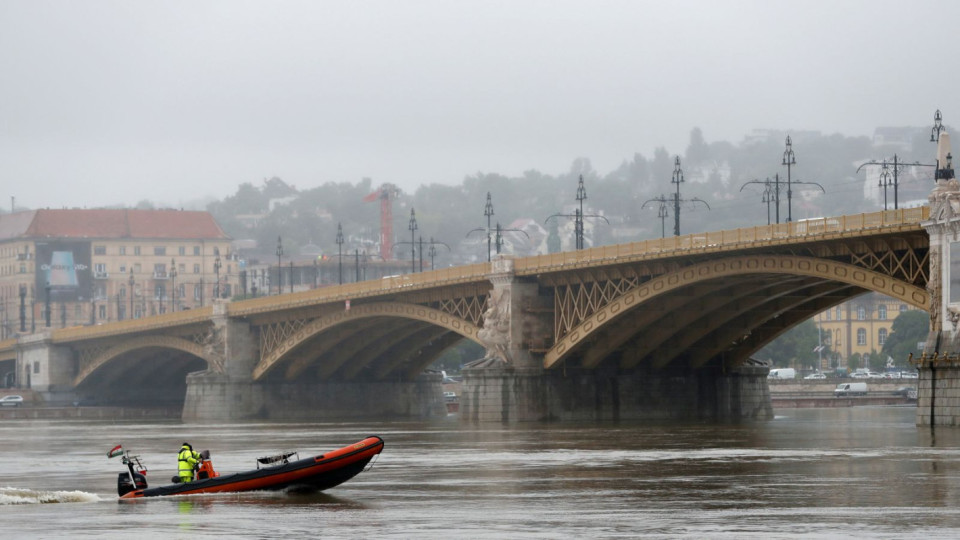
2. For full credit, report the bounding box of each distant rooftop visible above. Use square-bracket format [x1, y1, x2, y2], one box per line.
[0, 209, 230, 241]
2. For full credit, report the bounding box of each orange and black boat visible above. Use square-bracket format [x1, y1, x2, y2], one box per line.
[110, 436, 384, 499]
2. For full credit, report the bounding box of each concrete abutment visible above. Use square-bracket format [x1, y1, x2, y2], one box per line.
[460, 363, 772, 423]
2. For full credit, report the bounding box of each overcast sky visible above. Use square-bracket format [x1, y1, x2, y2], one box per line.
[1, 0, 957, 210]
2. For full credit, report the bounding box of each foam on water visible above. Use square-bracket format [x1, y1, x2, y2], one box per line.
[0, 486, 101, 505]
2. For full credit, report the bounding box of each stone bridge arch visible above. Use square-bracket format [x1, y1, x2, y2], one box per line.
[252, 301, 483, 381]
[543, 254, 929, 369]
[74, 335, 219, 388]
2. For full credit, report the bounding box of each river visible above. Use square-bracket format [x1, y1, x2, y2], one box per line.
[2, 406, 960, 538]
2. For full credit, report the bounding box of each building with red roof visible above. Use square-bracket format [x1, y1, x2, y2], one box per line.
[0, 209, 232, 336]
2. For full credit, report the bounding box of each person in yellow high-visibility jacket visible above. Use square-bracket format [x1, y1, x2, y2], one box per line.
[178, 442, 201, 483]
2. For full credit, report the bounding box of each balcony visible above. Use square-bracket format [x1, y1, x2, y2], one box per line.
[17, 253, 32, 261]
[153, 271, 169, 280]
[94, 271, 109, 279]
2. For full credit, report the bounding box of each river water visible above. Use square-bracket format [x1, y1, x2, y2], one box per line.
[2, 406, 960, 538]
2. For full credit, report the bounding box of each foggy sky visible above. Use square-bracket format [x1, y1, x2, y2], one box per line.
[1, 0, 957, 210]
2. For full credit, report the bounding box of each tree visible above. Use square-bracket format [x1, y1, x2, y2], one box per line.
[881, 310, 929, 368]
[757, 319, 821, 369]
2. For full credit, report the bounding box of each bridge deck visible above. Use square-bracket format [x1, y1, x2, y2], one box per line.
[0, 206, 930, 349]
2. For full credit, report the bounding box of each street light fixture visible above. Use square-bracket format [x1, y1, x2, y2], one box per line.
[931, 109, 945, 143]
[483, 192, 494, 262]
[276, 236, 283, 295]
[170, 258, 178, 312]
[128, 268, 135, 320]
[576, 175, 587, 249]
[408, 208, 418, 273]
[214, 248, 222, 300]
[336, 222, 344, 285]
[782, 136, 797, 222]
[641, 194, 671, 237]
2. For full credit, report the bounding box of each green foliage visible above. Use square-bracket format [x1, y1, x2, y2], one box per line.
[881, 310, 929, 368]
[847, 353, 861, 372]
[757, 319, 821, 369]
[429, 340, 485, 374]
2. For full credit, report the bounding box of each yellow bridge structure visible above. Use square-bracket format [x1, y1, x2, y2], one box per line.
[0, 207, 931, 422]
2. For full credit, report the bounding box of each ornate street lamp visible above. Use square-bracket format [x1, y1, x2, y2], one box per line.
[276, 236, 283, 295]
[128, 268, 135, 320]
[672, 156, 684, 236]
[576, 175, 587, 249]
[214, 248, 222, 300]
[408, 208, 418, 273]
[336, 222, 344, 285]
[782, 136, 797, 222]
[170, 258, 178, 311]
[483, 192, 494, 262]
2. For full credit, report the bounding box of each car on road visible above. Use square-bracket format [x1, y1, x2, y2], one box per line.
[804, 373, 826, 380]
[0, 395, 23, 407]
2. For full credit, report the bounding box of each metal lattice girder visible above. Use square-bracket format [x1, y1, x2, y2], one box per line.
[543, 255, 928, 370]
[652, 281, 854, 369]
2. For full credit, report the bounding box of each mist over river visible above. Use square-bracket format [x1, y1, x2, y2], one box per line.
[2, 407, 960, 538]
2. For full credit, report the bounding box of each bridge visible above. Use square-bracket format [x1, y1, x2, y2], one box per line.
[0, 205, 933, 422]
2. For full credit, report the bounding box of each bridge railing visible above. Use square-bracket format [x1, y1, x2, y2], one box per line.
[50, 306, 215, 343]
[514, 207, 929, 273]
[228, 262, 492, 316]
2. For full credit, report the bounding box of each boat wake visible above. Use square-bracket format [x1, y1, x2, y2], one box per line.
[0, 487, 101, 505]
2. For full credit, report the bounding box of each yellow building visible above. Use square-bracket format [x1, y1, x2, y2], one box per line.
[813, 291, 917, 369]
[0, 209, 232, 337]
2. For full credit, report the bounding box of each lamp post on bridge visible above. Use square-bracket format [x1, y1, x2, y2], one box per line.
[170, 258, 178, 312]
[484, 192, 494, 262]
[408, 209, 418, 273]
[276, 236, 283, 295]
[213, 248, 222, 300]
[641, 194, 671, 238]
[128, 269, 135, 319]
[44, 282, 50, 328]
[782, 136, 797, 223]
[856, 155, 934, 211]
[336, 222, 344, 285]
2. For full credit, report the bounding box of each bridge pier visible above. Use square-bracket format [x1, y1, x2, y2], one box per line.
[18, 332, 78, 405]
[917, 131, 960, 426]
[460, 363, 772, 423]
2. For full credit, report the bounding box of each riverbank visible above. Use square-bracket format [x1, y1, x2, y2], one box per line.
[0, 406, 180, 420]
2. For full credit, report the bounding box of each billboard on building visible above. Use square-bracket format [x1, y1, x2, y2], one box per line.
[34, 241, 92, 302]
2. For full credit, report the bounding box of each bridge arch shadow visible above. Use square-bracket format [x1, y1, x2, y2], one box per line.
[252, 301, 483, 382]
[73, 336, 214, 407]
[544, 255, 929, 372]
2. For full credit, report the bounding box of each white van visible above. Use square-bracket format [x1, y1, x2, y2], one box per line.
[767, 368, 796, 380]
[835, 382, 868, 397]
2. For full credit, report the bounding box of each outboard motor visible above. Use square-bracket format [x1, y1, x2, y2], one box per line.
[118, 471, 148, 496]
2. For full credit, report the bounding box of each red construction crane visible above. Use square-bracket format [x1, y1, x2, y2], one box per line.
[363, 183, 400, 260]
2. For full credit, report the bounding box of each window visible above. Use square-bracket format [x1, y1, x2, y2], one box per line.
[94, 263, 107, 275]
[118, 305, 126, 320]
[119, 264, 126, 273]
[223, 284, 232, 298]
[879, 328, 888, 346]
[900, 304, 908, 311]
[194, 264, 201, 274]
[134, 263, 141, 273]
[154, 263, 166, 277]
[826, 311, 832, 321]
[155, 284, 166, 300]
[154, 246, 166, 256]
[179, 246, 186, 256]
[836, 306, 842, 319]
[193, 246, 201, 256]
[194, 285, 202, 301]
[94, 246, 106, 255]
[178, 284, 185, 299]
[33, 362, 39, 374]
[119, 246, 126, 255]
[19, 263, 25, 274]
[98, 305, 106, 319]
[134, 246, 141, 255]
[857, 306, 866, 320]
[857, 328, 867, 345]
[824, 333, 832, 345]
[120, 287, 126, 298]
[878, 305, 887, 320]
